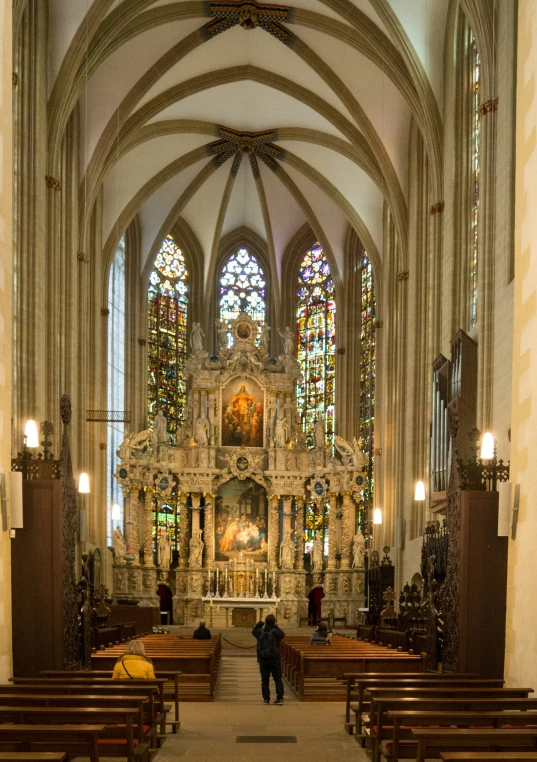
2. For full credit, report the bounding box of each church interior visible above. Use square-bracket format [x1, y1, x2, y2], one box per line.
[3, 0, 537, 759]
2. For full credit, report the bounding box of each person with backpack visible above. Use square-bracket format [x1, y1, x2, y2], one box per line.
[252, 614, 286, 704]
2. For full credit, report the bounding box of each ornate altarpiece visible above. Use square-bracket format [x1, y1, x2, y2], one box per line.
[113, 313, 366, 627]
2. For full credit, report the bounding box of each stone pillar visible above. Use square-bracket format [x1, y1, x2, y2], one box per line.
[340, 491, 356, 570]
[143, 487, 155, 566]
[208, 389, 216, 444]
[281, 496, 294, 568]
[327, 492, 338, 570]
[203, 493, 215, 567]
[296, 497, 305, 570]
[179, 492, 189, 569]
[126, 485, 141, 563]
[269, 495, 280, 570]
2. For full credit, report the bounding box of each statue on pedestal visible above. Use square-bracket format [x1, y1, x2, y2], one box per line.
[279, 530, 295, 570]
[260, 323, 271, 349]
[311, 530, 323, 572]
[112, 526, 127, 565]
[158, 533, 171, 569]
[152, 410, 167, 445]
[189, 528, 204, 568]
[352, 531, 366, 569]
[313, 417, 325, 449]
[191, 323, 205, 354]
[274, 417, 288, 448]
[278, 326, 294, 356]
[215, 319, 228, 349]
[194, 414, 210, 446]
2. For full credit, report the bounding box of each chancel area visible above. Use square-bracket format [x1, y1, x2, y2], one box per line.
[3, 0, 537, 760]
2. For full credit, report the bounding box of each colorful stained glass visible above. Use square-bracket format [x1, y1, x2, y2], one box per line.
[304, 498, 330, 557]
[470, 40, 480, 328]
[296, 244, 336, 448]
[151, 491, 180, 555]
[359, 251, 376, 540]
[148, 236, 188, 444]
[219, 248, 266, 345]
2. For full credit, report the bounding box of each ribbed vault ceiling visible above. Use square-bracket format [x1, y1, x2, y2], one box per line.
[46, 0, 450, 289]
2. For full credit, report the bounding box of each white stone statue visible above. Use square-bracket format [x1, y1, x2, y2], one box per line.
[194, 414, 210, 446]
[117, 428, 151, 460]
[334, 435, 368, 468]
[215, 319, 228, 349]
[352, 531, 366, 569]
[260, 323, 271, 348]
[190, 322, 205, 354]
[279, 530, 295, 570]
[112, 526, 127, 565]
[188, 528, 204, 568]
[311, 530, 323, 572]
[152, 409, 167, 445]
[278, 326, 294, 356]
[274, 417, 288, 448]
[158, 533, 172, 569]
[313, 417, 325, 449]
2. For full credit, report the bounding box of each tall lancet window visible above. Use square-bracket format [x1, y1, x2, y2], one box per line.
[296, 243, 336, 449]
[148, 236, 188, 443]
[470, 38, 480, 328]
[219, 248, 266, 345]
[107, 237, 126, 546]
[359, 251, 376, 536]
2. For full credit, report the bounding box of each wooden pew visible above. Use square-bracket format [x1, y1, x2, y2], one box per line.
[441, 754, 537, 760]
[411, 728, 537, 762]
[0, 725, 105, 762]
[0, 756, 67, 761]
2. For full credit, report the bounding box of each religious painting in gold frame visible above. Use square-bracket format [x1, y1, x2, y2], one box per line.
[215, 477, 268, 563]
[221, 377, 264, 447]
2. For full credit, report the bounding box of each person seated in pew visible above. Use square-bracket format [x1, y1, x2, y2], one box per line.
[193, 620, 212, 640]
[309, 621, 331, 646]
[112, 639, 156, 679]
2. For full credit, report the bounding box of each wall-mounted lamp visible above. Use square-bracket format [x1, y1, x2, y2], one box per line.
[373, 507, 383, 525]
[24, 420, 39, 448]
[480, 432, 495, 460]
[78, 472, 90, 493]
[414, 480, 426, 501]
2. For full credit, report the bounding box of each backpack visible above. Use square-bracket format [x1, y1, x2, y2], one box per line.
[257, 627, 279, 660]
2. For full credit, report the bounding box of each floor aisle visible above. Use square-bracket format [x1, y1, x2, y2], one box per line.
[215, 654, 299, 702]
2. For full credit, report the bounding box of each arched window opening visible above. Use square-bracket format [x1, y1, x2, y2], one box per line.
[151, 488, 180, 561]
[107, 237, 126, 546]
[219, 248, 266, 345]
[304, 498, 331, 560]
[296, 243, 336, 449]
[359, 251, 376, 538]
[470, 38, 480, 328]
[148, 236, 188, 443]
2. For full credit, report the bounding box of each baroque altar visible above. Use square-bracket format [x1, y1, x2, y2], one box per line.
[112, 312, 367, 627]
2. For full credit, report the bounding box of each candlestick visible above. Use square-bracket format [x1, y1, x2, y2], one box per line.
[224, 566, 228, 598]
[272, 571, 276, 597]
[207, 567, 211, 596]
[255, 568, 259, 598]
[216, 566, 220, 598]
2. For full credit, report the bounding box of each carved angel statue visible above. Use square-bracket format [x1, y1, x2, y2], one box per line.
[215, 319, 228, 349]
[260, 323, 271, 348]
[278, 326, 294, 356]
[190, 322, 205, 354]
[311, 530, 324, 572]
[188, 528, 204, 568]
[352, 531, 366, 569]
[112, 526, 127, 565]
[313, 417, 325, 449]
[158, 533, 172, 569]
[194, 414, 210, 446]
[274, 417, 288, 448]
[279, 530, 295, 570]
[152, 409, 167, 445]
[334, 435, 368, 468]
[117, 428, 151, 460]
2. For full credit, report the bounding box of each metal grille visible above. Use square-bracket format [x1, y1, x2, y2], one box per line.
[86, 410, 131, 423]
[236, 736, 297, 744]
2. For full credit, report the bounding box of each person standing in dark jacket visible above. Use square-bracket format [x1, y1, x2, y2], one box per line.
[193, 620, 212, 640]
[252, 614, 286, 704]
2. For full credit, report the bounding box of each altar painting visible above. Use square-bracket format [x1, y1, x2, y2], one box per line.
[221, 378, 264, 447]
[215, 477, 268, 562]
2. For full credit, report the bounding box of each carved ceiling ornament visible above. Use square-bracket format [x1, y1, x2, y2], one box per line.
[205, 1, 294, 45]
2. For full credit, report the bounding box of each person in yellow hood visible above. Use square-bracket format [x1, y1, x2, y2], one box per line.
[112, 639, 156, 679]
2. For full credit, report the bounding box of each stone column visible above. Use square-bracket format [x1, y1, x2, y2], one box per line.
[208, 389, 216, 444]
[281, 496, 294, 568]
[126, 485, 141, 564]
[327, 492, 339, 570]
[340, 491, 356, 570]
[143, 487, 155, 566]
[296, 497, 305, 570]
[203, 493, 215, 567]
[179, 492, 189, 569]
[269, 495, 280, 570]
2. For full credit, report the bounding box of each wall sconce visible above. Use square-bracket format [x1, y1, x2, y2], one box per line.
[78, 472, 90, 493]
[414, 480, 426, 501]
[24, 420, 39, 448]
[373, 507, 383, 525]
[480, 432, 495, 460]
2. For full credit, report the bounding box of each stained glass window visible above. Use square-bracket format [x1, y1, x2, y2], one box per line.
[107, 237, 126, 546]
[296, 243, 336, 448]
[151, 490, 180, 557]
[359, 251, 376, 538]
[219, 248, 266, 345]
[304, 498, 330, 558]
[470, 39, 480, 328]
[148, 236, 188, 443]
